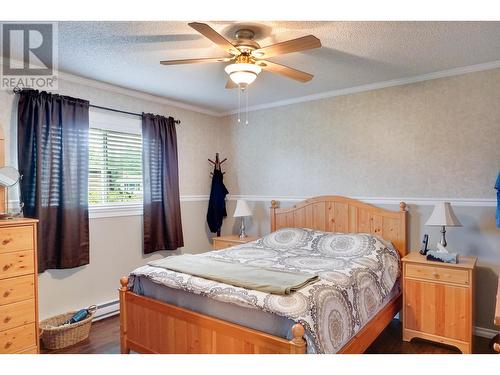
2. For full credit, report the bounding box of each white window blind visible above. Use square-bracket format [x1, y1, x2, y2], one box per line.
[89, 127, 143, 205]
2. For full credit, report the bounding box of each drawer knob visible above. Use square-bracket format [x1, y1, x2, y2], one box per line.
[3, 291, 11, 297]
[3, 263, 12, 271]
[4, 316, 11, 323]
[432, 272, 440, 279]
[2, 238, 12, 245]
[5, 341, 12, 349]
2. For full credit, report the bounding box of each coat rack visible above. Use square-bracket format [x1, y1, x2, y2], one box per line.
[208, 153, 226, 176]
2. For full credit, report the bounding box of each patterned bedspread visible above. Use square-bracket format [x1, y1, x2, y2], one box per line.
[129, 228, 401, 353]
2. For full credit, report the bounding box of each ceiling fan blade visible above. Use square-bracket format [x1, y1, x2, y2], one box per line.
[225, 79, 238, 89]
[188, 22, 240, 55]
[160, 57, 231, 65]
[252, 35, 321, 59]
[258, 60, 313, 82]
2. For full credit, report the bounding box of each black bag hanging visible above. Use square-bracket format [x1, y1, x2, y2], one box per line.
[206, 169, 228, 234]
[206, 154, 228, 235]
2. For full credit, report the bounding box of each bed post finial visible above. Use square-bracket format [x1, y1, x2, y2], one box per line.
[120, 277, 129, 291]
[270, 200, 280, 232]
[119, 276, 130, 354]
[290, 323, 306, 353]
[400, 202, 407, 212]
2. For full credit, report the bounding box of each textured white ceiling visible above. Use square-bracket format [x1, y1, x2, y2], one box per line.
[52, 21, 500, 112]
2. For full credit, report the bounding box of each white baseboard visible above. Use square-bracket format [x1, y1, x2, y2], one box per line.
[90, 298, 498, 341]
[92, 299, 120, 322]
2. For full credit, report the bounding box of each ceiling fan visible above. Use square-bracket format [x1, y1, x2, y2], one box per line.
[160, 22, 322, 89]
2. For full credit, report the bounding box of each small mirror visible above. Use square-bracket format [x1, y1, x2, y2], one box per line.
[0, 166, 20, 187]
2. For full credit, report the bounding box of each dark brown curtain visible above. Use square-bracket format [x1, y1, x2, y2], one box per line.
[142, 113, 183, 253]
[18, 89, 90, 273]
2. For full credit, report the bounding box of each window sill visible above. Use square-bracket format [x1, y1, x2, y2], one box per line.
[89, 203, 143, 219]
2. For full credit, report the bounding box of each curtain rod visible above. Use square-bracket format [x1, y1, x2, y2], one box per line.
[89, 104, 181, 125]
[12, 87, 181, 125]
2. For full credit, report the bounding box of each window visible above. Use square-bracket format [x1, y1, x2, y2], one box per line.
[88, 110, 143, 207]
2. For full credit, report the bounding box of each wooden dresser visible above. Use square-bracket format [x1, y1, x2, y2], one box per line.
[0, 218, 39, 354]
[402, 252, 476, 354]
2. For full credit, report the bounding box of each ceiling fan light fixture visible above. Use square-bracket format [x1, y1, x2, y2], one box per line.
[224, 63, 261, 86]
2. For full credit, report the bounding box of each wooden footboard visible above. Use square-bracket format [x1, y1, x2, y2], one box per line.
[119, 277, 306, 354]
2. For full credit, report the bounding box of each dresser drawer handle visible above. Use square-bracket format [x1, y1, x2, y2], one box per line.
[432, 272, 440, 279]
[3, 263, 12, 271]
[4, 341, 12, 349]
[3, 315, 12, 323]
[3, 291, 11, 297]
[2, 238, 13, 245]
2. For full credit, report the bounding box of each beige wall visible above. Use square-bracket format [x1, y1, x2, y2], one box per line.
[221, 69, 500, 332]
[0, 77, 222, 319]
[222, 69, 500, 198]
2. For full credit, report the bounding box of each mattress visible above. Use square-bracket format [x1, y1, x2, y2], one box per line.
[130, 228, 401, 353]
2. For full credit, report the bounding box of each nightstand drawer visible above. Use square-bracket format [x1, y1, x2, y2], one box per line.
[213, 241, 235, 250]
[0, 251, 35, 280]
[0, 226, 34, 254]
[405, 263, 469, 285]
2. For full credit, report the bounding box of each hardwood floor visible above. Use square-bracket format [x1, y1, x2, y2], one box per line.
[41, 315, 495, 354]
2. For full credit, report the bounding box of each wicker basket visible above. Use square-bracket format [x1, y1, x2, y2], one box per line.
[40, 306, 97, 350]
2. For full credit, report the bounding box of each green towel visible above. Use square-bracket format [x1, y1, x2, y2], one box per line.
[148, 255, 318, 295]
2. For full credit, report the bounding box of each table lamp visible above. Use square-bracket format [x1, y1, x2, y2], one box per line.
[233, 199, 252, 239]
[425, 202, 462, 248]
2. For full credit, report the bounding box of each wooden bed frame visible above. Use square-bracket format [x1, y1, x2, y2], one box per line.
[119, 195, 408, 354]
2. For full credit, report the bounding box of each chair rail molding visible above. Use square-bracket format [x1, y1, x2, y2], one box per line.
[227, 195, 496, 207]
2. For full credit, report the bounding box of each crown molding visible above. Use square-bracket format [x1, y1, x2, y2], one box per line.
[57, 71, 221, 117]
[220, 60, 500, 116]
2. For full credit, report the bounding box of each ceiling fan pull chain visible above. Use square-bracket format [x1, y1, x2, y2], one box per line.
[237, 86, 241, 123]
[245, 88, 249, 125]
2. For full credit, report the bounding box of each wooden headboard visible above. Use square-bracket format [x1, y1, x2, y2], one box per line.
[270, 195, 408, 258]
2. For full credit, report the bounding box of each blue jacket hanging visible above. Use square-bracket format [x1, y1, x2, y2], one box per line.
[207, 168, 229, 234]
[496, 172, 500, 228]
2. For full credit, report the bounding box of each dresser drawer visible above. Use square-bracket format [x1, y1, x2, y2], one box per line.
[0, 299, 35, 331]
[0, 226, 34, 254]
[405, 263, 469, 285]
[0, 323, 36, 354]
[0, 251, 35, 280]
[0, 275, 35, 306]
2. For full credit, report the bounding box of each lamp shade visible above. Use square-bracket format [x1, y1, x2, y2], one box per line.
[233, 199, 252, 218]
[425, 202, 462, 227]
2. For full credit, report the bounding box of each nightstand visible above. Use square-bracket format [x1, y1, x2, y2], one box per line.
[212, 235, 258, 250]
[402, 252, 477, 353]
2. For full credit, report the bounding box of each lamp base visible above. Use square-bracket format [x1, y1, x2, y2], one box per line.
[239, 218, 247, 239]
[440, 225, 447, 247]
